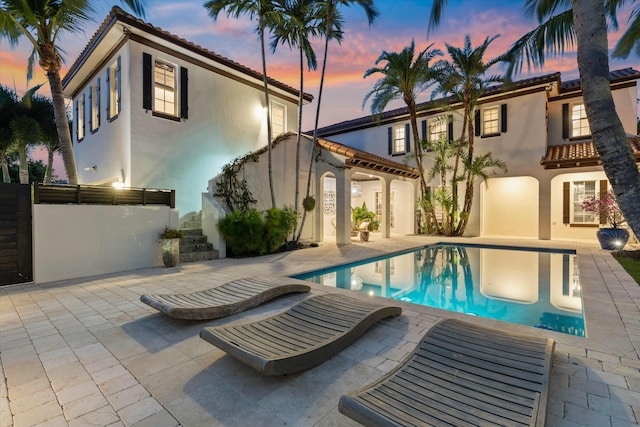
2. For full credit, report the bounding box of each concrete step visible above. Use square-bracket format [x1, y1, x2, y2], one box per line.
[180, 242, 214, 253]
[181, 234, 208, 245]
[180, 250, 218, 262]
[178, 228, 217, 263]
[181, 228, 204, 236]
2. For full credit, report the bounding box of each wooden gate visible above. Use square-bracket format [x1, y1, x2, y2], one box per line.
[0, 184, 32, 285]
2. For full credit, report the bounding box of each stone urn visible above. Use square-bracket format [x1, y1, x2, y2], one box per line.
[158, 226, 184, 267]
[161, 238, 180, 267]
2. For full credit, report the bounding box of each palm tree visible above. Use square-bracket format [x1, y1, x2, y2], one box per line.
[270, 0, 322, 240]
[30, 93, 60, 183]
[10, 115, 41, 184]
[0, 0, 146, 185]
[428, 0, 640, 241]
[0, 85, 18, 183]
[0, 84, 44, 184]
[298, 0, 378, 239]
[433, 35, 508, 234]
[362, 40, 442, 200]
[205, 0, 283, 209]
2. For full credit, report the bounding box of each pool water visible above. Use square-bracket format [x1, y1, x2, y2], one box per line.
[295, 244, 585, 337]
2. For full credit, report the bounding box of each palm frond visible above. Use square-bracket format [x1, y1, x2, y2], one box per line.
[612, 4, 640, 58]
[505, 9, 574, 75]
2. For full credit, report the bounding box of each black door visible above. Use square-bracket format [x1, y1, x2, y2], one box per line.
[0, 184, 32, 285]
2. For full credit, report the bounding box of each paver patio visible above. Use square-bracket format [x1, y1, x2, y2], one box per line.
[1, 236, 639, 426]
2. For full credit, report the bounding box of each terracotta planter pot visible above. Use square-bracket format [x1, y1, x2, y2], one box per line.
[161, 238, 180, 267]
[596, 228, 629, 250]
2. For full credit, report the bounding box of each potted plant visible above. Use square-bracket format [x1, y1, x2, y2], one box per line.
[159, 226, 184, 267]
[582, 190, 629, 250]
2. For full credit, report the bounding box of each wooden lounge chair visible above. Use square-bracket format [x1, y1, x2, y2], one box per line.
[339, 318, 555, 427]
[199, 293, 402, 375]
[140, 277, 310, 320]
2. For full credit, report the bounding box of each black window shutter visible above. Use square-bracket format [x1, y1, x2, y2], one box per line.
[142, 53, 152, 110]
[74, 100, 78, 142]
[88, 90, 92, 129]
[599, 180, 608, 225]
[106, 68, 110, 116]
[405, 123, 410, 153]
[562, 182, 570, 224]
[421, 120, 427, 141]
[96, 78, 101, 127]
[180, 67, 188, 119]
[562, 103, 569, 138]
[387, 127, 392, 155]
[474, 110, 481, 136]
[501, 104, 507, 133]
[447, 115, 454, 142]
[116, 56, 121, 113]
[81, 94, 85, 136]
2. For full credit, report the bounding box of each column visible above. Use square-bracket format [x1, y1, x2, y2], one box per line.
[335, 168, 352, 245]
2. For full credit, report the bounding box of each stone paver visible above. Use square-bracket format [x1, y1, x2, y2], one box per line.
[1, 236, 639, 426]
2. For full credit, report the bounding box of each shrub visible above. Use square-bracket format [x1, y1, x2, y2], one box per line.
[217, 207, 298, 257]
[264, 207, 298, 253]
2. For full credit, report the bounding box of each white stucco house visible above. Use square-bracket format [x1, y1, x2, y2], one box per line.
[311, 68, 639, 243]
[62, 7, 312, 216]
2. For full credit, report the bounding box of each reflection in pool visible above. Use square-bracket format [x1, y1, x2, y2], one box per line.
[295, 244, 585, 337]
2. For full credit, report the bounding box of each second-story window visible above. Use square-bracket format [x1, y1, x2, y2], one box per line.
[388, 124, 409, 155]
[428, 117, 448, 143]
[107, 57, 121, 120]
[271, 102, 286, 139]
[90, 79, 100, 133]
[75, 94, 85, 142]
[154, 60, 177, 116]
[571, 103, 590, 137]
[475, 104, 507, 137]
[482, 106, 500, 135]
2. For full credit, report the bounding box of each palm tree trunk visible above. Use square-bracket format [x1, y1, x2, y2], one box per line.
[259, 23, 276, 209]
[293, 46, 304, 240]
[297, 10, 332, 242]
[1, 153, 10, 183]
[408, 103, 427, 196]
[46, 68, 78, 185]
[18, 144, 28, 184]
[572, 0, 640, 239]
[45, 148, 54, 183]
[450, 103, 468, 231]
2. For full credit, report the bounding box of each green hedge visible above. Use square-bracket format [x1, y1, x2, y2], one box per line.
[217, 207, 298, 256]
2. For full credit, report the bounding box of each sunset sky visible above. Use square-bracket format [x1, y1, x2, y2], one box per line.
[0, 0, 638, 177]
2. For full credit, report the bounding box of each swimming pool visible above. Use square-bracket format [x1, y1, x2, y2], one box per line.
[294, 243, 585, 337]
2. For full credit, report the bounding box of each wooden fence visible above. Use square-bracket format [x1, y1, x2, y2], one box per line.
[33, 184, 175, 208]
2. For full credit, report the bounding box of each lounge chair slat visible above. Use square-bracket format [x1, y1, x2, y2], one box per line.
[199, 293, 401, 375]
[382, 375, 534, 424]
[140, 277, 310, 320]
[368, 381, 531, 427]
[356, 391, 472, 427]
[339, 318, 554, 427]
[430, 327, 549, 364]
[415, 343, 546, 389]
[399, 363, 536, 407]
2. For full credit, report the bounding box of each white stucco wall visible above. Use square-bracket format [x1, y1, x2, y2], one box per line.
[74, 44, 132, 187]
[33, 205, 178, 283]
[126, 41, 301, 215]
[481, 177, 539, 238]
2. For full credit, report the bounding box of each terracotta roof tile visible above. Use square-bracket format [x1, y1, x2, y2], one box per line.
[541, 136, 640, 169]
[307, 135, 421, 179]
[62, 7, 312, 101]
